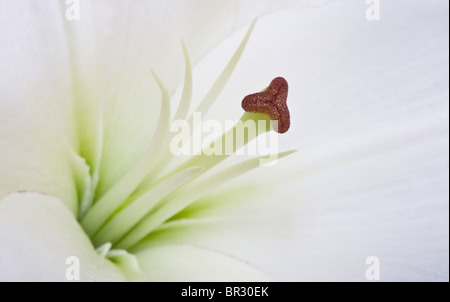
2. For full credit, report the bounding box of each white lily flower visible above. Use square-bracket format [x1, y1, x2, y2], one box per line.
[0, 0, 448, 282]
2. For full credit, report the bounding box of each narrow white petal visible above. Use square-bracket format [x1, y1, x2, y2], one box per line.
[0, 192, 125, 281]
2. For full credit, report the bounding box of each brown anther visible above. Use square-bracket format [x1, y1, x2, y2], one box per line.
[241, 77, 290, 133]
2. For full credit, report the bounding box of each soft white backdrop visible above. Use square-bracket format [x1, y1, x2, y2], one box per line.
[0, 0, 448, 281]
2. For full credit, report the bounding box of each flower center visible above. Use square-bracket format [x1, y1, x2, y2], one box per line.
[74, 19, 294, 257]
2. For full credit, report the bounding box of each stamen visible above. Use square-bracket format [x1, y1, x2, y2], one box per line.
[75, 17, 295, 257]
[114, 150, 295, 250]
[81, 70, 171, 237]
[135, 19, 258, 193]
[161, 78, 290, 182]
[134, 41, 194, 191]
[92, 166, 203, 246]
[187, 18, 257, 130]
[173, 40, 193, 121]
[161, 110, 272, 181]
[242, 77, 290, 134]
[156, 217, 221, 233]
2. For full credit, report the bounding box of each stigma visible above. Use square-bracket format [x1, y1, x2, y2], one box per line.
[241, 77, 290, 134]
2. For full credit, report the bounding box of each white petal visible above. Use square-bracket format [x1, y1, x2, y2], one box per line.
[135, 244, 271, 282]
[139, 1, 448, 281]
[0, 192, 125, 281]
[0, 2, 78, 211]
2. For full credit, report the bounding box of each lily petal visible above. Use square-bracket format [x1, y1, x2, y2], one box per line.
[0, 2, 78, 211]
[139, 1, 448, 281]
[0, 192, 125, 281]
[135, 244, 272, 282]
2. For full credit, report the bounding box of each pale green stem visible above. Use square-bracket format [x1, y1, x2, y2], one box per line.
[161, 111, 271, 182]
